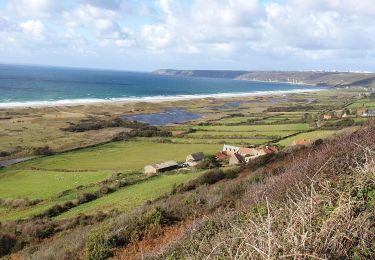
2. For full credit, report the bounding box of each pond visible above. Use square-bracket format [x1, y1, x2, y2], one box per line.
[209, 101, 242, 110]
[122, 108, 206, 126]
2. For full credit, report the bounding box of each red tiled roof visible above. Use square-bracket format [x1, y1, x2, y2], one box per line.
[239, 147, 256, 155]
[292, 139, 311, 145]
[216, 151, 230, 160]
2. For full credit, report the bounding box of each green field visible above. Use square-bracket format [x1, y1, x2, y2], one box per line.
[347, 100, 375, 109]
[277, 129, 349, 146]
[0, 170, 110, 199]
[55, 171, 204, 219]
[187, 130, 297, 137]
[0, 141, 220, 221]
[14, 141, 219, 172]
[192, 123, 310, 132]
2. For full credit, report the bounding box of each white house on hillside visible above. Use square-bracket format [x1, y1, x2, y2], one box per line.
[223, 144, 240, 154]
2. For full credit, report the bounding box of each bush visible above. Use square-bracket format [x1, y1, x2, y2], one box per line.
[0, 232, 16, 256]
[33, 146, 54, 156]
[198, 169, 226, 185]
[77, 192, 98, 204]
[22, 221, 55, 239]
[83, 226, 113, 260]
[196, 155, 220, 169]
[0, 151, 10, 157]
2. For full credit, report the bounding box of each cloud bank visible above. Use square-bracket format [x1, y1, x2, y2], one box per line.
[0, 0, 374, 71]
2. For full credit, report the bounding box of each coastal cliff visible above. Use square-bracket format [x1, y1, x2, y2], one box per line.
[153, 69, 375, 88]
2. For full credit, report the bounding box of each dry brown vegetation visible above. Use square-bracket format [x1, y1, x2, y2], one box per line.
[3, 122, 375, 259]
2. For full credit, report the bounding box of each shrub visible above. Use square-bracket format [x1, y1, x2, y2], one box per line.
[83, 226, 113, 260]
[22, 221, 55, 239]
[196, 155, 220, 169]
[198, 169, 226, 185]
[0, 151, 10, 157]
[77, 192, 97, 204]
[33, 146, 54, 156]
[0, 232, 16, 256]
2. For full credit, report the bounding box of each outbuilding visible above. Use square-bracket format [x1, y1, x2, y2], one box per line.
[223, 144, 240, 154]
[229, 153, 246, 166]
[144, 161, 179, 176]
[186, 152, 205, 167]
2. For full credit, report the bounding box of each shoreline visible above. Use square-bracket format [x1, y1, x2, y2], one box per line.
[0, 88, 328, 109]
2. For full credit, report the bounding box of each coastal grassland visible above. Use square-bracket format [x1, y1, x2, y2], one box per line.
[187, 130, 298, 136]
[191, 123, 310, 132]
[0, 170, 111, 199]
[0, 140, 218, 221]
[277, 127, 358, 146]
[209, 116, 261, 124]
[347, 99, 375, 108]
[0, 90, 357, 159]
[55, 171, 205, 219]
[13, 141, 219, 171]
[139, 137, 272, 146]
[0, 169, 111, 221]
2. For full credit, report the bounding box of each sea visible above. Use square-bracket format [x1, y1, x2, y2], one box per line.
[0, 64, 325, 108]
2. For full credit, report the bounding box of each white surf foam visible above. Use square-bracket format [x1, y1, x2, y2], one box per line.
[0, 88, 327, 108]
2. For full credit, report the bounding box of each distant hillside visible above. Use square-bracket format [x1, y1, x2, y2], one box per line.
[153, 69, 375, 88]
[152, 69, 248, 79]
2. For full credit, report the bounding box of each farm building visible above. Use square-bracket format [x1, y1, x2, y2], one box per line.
[229, 153, 246, 166]
[223, 144, 240, 154]
[292, 139, 312, 146]
[216, 151, 231, 161]
[356, 107, 368, 116]
[323, 114, 333, 120]
[363, 110, 375, 117]
[186, 152, 205, 166]
[144, 161, 179, 176]
[239, 147, 258, 157]
[243, 146, 278, 162]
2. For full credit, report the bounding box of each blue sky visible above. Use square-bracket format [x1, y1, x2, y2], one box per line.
[0, 0, 374, 71]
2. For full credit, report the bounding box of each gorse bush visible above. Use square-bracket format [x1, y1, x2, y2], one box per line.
[0, 232, 16, 257]
[83, 225, 113, 260]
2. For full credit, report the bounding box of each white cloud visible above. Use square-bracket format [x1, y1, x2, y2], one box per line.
[20, 20, 45, 40]
[1, 0, 375, 70]
[11, 0, 62, 17]
[141, 24, 172, 50]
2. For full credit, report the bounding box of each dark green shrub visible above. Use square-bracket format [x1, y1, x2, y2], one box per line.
[83, 225, 113, 260]
[33, 146, 54, 156]
[198, 169, 225, 185]
[0, 232, 16, 256]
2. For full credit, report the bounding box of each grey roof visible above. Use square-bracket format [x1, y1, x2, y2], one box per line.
[154, 161, 178, 170]
[188, 152, 204, 161]
[367, 110, 375, 116]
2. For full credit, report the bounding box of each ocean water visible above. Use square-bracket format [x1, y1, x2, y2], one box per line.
[0, 64, 323, 108]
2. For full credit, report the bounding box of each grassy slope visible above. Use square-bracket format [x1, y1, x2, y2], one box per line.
[0, 141, 218, 221]
[0, 170, 110, 199]
[192, 123, 310, 132]
[277, 127, 358, 146]
[55, 171, 204, 219]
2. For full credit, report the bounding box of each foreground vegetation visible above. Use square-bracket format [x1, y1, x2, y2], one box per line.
[3, 120, 373, 259]
[0, 89, 374, 258]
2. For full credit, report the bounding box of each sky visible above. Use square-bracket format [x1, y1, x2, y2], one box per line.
[0, 0, 374, 72]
